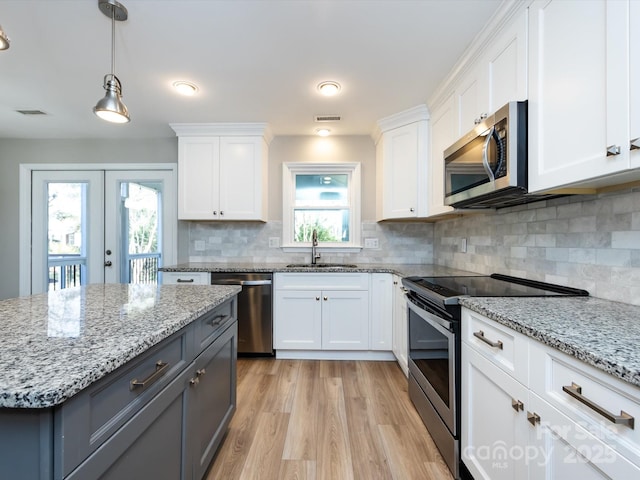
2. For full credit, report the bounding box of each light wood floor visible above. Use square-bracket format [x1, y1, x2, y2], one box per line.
[206, 358, 453, 480]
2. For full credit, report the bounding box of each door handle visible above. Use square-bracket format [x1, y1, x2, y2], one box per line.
[104, 260, 112, 267]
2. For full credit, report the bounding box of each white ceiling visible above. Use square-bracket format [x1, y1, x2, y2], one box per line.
[0, 0, 502, 139]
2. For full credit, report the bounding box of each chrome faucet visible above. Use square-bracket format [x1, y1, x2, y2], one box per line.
[311, 229, 321, 264]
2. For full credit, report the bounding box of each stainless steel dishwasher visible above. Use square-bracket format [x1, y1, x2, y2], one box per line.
[210, 272, 273, 355]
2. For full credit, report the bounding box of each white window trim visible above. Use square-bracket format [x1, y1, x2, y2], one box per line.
[281, 162, 362, 252]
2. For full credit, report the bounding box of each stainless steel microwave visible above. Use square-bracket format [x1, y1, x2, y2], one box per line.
[443, 101, 531, 209]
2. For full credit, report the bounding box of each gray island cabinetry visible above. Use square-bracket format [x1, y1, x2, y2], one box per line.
[0, 284, 240, 480]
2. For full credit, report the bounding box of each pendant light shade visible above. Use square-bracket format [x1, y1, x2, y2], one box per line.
[0, 24, 10, 50]
[94, 0, 130, 123]
[94, 74, 129, 123]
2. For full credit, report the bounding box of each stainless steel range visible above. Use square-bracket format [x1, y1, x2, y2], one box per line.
[401, 273, 588, 479]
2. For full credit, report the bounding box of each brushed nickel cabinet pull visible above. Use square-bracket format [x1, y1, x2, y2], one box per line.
[527, 411, 540, 426]
[607, 145, 621, 156]
[189, 377, 200, 387]
[208, 314, 228, 327]
[130, 361, 169, 391]
[511, 398, 524, 412]
[196, 368, 206, 377]
[473, 330, 503, 349]
[631, 137, 640, 151]
[176, 278, 195, 283]
[562, 382, 635, 429]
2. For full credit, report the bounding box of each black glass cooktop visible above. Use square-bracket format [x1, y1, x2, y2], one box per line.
[403, 273, 589, 304]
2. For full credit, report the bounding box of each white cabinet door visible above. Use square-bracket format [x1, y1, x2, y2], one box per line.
[178, 135, 267, 221]
[528, 392, 640, 480]
[456, 64, 485, 137]
[462, 343, 529, 480]
[485, 7, 528, 113]
[528, 0, 630, 192]
[274, 290, 322, 350]
[392, 275, 408, 375]
[378, 123, 421, 219]
[321, 290, 369, 350]
[630, 0, 640, 169]
[219, 137, 267, 220]
[162, 272, 210, 285]
[178, 137, 220, 220]
[429, 94, 456, 217]
[369, 273, 393, 351]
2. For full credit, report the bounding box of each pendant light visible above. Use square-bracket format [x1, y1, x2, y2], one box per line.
[0, 24, 10, 50]
[93, 0, 130, 123]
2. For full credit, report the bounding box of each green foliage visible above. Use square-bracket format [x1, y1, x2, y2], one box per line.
[295, 220, 339, 242]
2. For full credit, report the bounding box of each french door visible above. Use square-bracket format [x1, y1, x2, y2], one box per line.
[30, 168, 176, 294]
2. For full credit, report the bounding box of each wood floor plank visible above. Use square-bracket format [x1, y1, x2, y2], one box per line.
[357, 361, 411, 426]
[205, 372, 276, 479]
[238, 411, 291, 480]
[316, 377, 354, 480]
[262, 359, 300, 413]
[278, 460, 317, 480]
[318, 359, 342, 378]
[282, 361, 319, 460]
[344, 396, 394, 480]
[340, 360, 366, 398]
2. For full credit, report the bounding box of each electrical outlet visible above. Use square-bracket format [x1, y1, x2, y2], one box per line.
[364, 237, 379, 249]
[194, 240, 205, 251]
[268, 237, 280, 248]
[460, 238, 467, 253]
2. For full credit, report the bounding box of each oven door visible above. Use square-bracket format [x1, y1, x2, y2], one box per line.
[407, 298, 457, 434]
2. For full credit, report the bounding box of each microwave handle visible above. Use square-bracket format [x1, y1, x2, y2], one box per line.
[482, 126, 496, 183]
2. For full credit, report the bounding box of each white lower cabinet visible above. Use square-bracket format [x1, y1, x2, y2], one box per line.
[274, 273, 370, 352]
[162, 271, 210, 285]
[462, 307, 640, 479]
[392, 275, 408, 375]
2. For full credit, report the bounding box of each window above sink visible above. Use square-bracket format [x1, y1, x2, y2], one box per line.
[282, 162, 362, 252]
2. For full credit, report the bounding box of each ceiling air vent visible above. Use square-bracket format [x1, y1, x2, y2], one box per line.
[314, 114, 341, 123]
[16, 110, 47, 116]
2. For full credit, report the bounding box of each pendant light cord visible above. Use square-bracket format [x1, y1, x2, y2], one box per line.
[111, 7, 116, 77]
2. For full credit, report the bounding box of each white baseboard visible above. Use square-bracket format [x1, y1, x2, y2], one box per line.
[275, 350, 396, 361]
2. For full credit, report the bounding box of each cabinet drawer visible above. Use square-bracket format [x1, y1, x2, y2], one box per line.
[57, 331, 189, 477]
[194, 298, 236, 352]
[461, 308, 529, 385]
[530, 340, 640, 468]
[275, 272, 369, 290]
[162, 271, 210, 285]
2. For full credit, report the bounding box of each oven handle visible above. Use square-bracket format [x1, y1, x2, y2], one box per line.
[407, 298, 455, 333]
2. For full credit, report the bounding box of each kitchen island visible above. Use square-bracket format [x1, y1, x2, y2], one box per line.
[0, 283, 240, 480]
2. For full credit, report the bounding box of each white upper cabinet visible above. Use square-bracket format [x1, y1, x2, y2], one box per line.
[374, 105, 429, 220]
[630, 1, 640, 169]
[428, 94, 456, 217]
[528, 0, 637, 192]
[454, 7, 528, 137]
[171, 123, 271, 221]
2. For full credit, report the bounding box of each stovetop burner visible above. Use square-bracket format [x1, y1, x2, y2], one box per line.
[402, 273, 589, 305]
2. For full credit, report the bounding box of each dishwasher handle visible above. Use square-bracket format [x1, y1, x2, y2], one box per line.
[211, 279, 272, 286]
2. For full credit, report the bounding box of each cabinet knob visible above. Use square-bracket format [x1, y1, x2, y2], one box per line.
[213, 211, 218, 216]
[220, 211, 224, 216]
[606, 145, 621, 156]
[316, 296, 320, 301]
[196, 368, 206, 377]
[511, 398, 524, 412]
[409, 207, 415, 212]
[323, 296, 328, 301]
[527, 411, 540, 426]
[631, 137, 640, 151]
[189, 377, 200, 387]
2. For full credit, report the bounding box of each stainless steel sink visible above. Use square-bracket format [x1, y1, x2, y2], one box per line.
[286, 263, 358, 268]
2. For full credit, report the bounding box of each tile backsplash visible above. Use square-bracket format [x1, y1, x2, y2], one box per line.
[434, 188, 640, 305]
[185, 187, 640, 305]
[187, 221, 434, 265]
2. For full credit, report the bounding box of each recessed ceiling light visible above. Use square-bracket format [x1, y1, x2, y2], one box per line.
[317, 81, 341, 96]
[316, 128, 331, 137]
[173, 81, 199, 96]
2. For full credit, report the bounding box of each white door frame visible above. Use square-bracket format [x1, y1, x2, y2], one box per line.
[19, 163, 177, 296]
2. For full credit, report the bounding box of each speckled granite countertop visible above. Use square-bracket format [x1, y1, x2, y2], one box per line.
[459, 297, 640, 388]
[0, 283, 241, 409]
[160, 262, 478, 277]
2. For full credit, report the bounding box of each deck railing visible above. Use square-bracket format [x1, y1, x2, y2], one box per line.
[128, 253, 161, 284]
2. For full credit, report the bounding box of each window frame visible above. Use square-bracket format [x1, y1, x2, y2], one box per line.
[282, 162, 362, 251]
